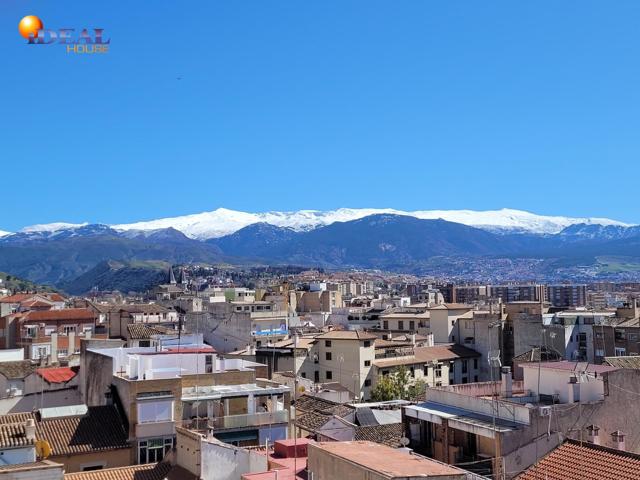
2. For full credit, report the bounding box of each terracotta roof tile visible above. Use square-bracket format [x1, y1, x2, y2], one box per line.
[22, 308, 95, 322]
[0, 360, 37, 380]
[0, 406, 129, 456]
[516, 440, 640, 480]
[64, 463, 171, 480]
[0, 423, 33, 448]
[36, 367, 77, 384]
[354, 423, 404, 448]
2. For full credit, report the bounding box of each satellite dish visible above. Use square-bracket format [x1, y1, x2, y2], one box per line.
[400, 437, 410, 447]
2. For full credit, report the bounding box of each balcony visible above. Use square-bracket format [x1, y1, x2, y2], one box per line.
[207, 410, 289, 430]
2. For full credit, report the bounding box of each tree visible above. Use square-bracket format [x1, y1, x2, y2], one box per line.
[371, 366, 416, 401]
[407, 379, 427, 401]
[370, 374, 397, 401]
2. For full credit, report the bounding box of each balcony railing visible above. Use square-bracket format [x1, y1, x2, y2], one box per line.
[209, 410, 289, 430]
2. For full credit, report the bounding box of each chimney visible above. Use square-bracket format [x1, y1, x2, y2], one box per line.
[410, 334, 416, 345]
[68, 331, 76, 356]
[426, 333, 434, 347]
[612, 431, 626, 451]
[50, 333, 58, 364]
[25, 419, 36, 441]
[501, 366, 512, 398]
[587, 425, 600, 445]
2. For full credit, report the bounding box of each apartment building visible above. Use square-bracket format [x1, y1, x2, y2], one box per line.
[81, 344, 291, 462]
[187, 300, 292, 353]
[4, 308, 99, 360]
[106, 304, 179, 340]
[403, 361, 638, 479]
[546, 284, 587, 308]
[373, 344, 481, 387]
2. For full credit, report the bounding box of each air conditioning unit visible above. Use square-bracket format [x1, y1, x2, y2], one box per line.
[539, 406, 552, 417]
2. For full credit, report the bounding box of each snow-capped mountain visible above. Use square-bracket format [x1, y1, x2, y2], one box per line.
[2, 208, 632, 241]
[111, 207, 631, 240]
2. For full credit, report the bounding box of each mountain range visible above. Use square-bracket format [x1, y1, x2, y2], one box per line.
[1, 208, 640, 292]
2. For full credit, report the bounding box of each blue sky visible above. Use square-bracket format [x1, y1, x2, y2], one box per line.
[2, 1, 640, 231]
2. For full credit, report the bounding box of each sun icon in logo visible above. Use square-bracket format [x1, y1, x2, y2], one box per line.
[18, 15, 43, 39]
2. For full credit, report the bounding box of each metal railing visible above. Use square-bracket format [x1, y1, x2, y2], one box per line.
[209, 410, 289, 430]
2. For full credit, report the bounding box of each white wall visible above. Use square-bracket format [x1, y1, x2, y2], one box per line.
[522, 366, 605, 403]
[0, 349, 24, 362]
[200, 439, 267, 480]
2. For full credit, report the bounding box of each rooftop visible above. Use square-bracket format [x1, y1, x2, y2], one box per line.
[64, 463, 195, 480]
[316, 330, 377, 341]
[520, 361, 619, 375]
[603, 356, 640, 369]
[310, 441, 464, 478]
[373, 344, 480, 369]
[516, 439, 640, 480]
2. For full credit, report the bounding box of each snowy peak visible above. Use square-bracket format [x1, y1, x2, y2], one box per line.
[112, 207, 631, 239]
[4, 208, 633, 241]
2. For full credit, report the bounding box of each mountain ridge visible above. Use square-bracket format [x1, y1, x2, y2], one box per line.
[1, 207, 633, 240]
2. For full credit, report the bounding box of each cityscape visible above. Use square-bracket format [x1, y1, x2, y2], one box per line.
[3, 2, 640, 480]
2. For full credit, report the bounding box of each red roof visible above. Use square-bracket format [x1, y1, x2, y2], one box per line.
[0, 294, 32, 304]
[36, 367, 77, 384]
[22, 308, 95, 322]
[516, 440, 640, 480]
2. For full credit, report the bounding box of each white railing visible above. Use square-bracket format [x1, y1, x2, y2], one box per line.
[209, 410, 289, 430]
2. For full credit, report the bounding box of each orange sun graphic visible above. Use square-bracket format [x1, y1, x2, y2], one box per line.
[18, 15, 43, 39]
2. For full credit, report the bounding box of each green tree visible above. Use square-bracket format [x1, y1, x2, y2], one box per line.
[371, 366, 418, 401]
[407, 379, 427, 401]
[370, 374, 397, 401]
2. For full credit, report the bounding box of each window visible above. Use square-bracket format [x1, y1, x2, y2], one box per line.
[364, 360, 371, 367]
[62, 325, 76, 335]
[595, 349, 605, 357]
[326, 371, 332, 380]
[301, 372, 306, 378]
[44, 327, 56, 336]
[325, 340, 332, 347]
[398, 321, 404, 330]
[364, 379, 371, 387]
[435, 364, 442, 378]
[461, 360, 468, 374]
[410, 367, 415, 378]
[25, 326, 38, 338]
[364, 341, 371, 348]
[462, 377, 468, 384]
[474, 375, 478, 382]
[615, 347, 626, 356]
[382, 370, 389, 376]
[138, 437, 174, 464]
[138, 400, 174, 424]
[409, 321, 415, 330]
[383, 321, 389, 330]
[57, 349, 68, 357]
[326, 352, 332, 361]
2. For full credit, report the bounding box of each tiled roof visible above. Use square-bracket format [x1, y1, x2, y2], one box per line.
[373, 344, 480, 369]
[516, 440, 640, 480]
[126, 323, 163, 340]
[294, 395, 356, 433]
[37, 405, 129, 456]
[22, 308, 95, 322]
[64, 463, 172, 480]
[37, 367, 77, 384]
[316, 330, 377, 341]
[118, 304, 169, 314]
[0, 294, 32, 303]
[0, 406, 129, 456]
[0, 360, 37, 380]
[0, 423, 33, 448]
[603, 356, 640, 369]
[354, 423, 404, 448]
